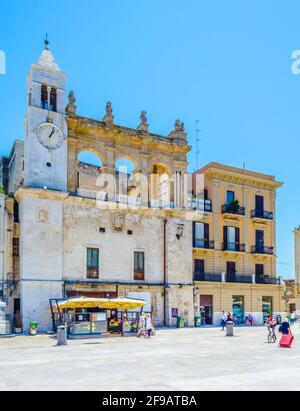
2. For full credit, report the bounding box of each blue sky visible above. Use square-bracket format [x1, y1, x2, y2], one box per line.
[0, 0, 299, 279]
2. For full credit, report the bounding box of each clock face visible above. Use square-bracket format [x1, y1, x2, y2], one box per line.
[37, 123, 64, 150]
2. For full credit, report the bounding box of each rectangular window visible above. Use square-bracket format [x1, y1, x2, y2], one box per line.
[256, 230, 264, 250]
[224, 226, 240, 251]
[255, 195, 264, 212]
[87, 248, 99, 279]
[195, 259, 205, 274]
[134, 251, 145, 281]
[255, 264, 264, 277]
[227, 262, 236, 282]
[193, 222, 209, 248]
[227, 191, 235, 205]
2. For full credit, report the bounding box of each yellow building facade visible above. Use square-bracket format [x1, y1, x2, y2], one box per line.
[192, 163, 285, 325]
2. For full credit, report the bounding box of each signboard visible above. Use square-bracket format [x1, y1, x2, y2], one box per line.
[172, 308, 178, 318]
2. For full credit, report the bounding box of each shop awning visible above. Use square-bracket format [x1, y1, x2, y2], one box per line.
[58, 297, 146, 310]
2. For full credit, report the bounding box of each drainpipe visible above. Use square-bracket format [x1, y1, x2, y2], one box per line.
[163, 219, 168, 327]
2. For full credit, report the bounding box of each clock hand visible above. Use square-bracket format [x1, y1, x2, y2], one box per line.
[48, 127, 55, 139]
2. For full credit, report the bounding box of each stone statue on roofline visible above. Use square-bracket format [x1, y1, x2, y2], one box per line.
[168, 119, 187, 143]
[137, 111, 149, 132]
[65, 90, 77, 114]
[102, 101, 114, 124]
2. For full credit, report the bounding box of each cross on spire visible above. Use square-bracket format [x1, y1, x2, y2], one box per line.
[44, 34, 49, 49]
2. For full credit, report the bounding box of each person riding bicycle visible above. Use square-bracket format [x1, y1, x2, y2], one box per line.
[266, 315, 277, 341]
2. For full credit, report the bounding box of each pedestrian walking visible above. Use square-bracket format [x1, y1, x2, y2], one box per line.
[145, 313, 153, 338]
[221, 311, 227, 331]
[266, 315, 277, 343]
[291, 312, 297, 326]
[137, 312, 146, 338]
[279, 318, 292, 336]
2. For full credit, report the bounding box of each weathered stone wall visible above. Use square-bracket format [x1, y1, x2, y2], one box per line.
[8, 141, 24, 194]
[18, 193, 65, 331]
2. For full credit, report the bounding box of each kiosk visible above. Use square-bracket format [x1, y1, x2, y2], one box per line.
[50, 297, 146, 339]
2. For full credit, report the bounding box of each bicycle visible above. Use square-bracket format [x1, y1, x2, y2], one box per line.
[267, 325, 277, 344]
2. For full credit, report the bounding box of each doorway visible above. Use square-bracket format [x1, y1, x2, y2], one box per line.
[227, 262, 236, 282]
[200, 295, 213, 325]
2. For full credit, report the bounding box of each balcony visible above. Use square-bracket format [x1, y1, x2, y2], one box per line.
[226, 274, 253, 284]
[251, 246, 274, 255]
[193, 240, 215, 250]
[76, 189, 213, 212]
[222, 242, 246, 253]
[188, 198, 212, 213]
[251, 210, 274, 220]
[222, 204, 245, 216]
[256, 276, 280, 285]
[193, 272, 281, 286]
[194, 272, 222, 282]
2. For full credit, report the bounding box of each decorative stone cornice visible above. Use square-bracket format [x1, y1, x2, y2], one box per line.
[206, 171, 282, 191]
[66, 114, 191, 156]
[15, 187, 69, 203]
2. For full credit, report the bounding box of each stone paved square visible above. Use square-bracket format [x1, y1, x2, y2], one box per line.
[1, 326, 299, 391]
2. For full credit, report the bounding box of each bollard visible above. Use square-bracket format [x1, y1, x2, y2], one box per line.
[226, 322, 234, 337]
[56, 325, 67, 346]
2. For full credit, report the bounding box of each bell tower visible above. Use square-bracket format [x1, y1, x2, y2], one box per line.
[24, 38, 68, 191]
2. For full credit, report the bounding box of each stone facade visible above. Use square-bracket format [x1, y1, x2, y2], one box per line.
[192, 163, 285, 325]
[0, 43, 285, 333]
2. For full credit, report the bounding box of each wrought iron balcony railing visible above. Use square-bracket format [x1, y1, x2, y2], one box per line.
[256, 276, 280, 285]
[188, 198, 212, 212]
[193, 240, 215, 250]
[222, 242, 246, 252]
[193, 272, 222, 282]
[193, 272, 281, 285]
[251, 210, 274, 220]
[222, 204, 245, 216]
[226, 274, 253, 284]
[251, 246, 274, 255]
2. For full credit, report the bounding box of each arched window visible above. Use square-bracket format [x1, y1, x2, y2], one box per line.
[77, 151, 103, 191]
[41, 85, 48, 109]
[115, 158, 136, 197]
[50, 88, 57, 112]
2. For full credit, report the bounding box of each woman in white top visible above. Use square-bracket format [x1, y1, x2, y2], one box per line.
[137, 313, 146, 337]
[145, 314, 153, 338]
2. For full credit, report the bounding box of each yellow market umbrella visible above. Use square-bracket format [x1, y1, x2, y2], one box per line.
[58, 297, 146, 311]
[58, 297, 108, 310]
[100, 298, 146, 310]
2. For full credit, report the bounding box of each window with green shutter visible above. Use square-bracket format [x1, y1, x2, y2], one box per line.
[87, 248, 99, 279]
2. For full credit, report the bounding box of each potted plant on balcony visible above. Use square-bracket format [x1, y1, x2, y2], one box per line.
[228, 199, 240, 213]
[14, 310, 22, 334]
